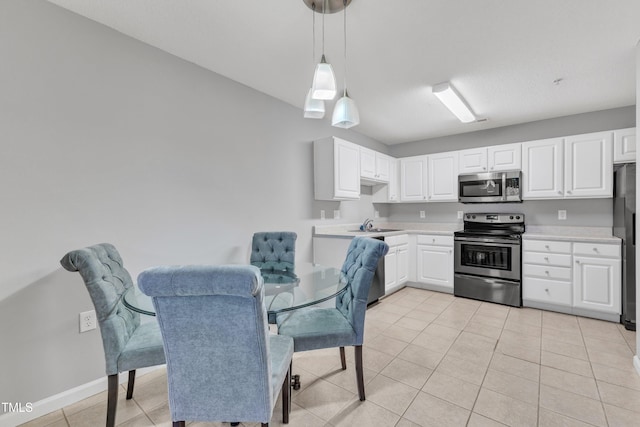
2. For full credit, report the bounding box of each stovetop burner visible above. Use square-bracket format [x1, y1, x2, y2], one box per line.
[457, 213, 525, 238]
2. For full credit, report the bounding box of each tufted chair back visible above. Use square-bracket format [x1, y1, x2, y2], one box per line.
[60, 243, 140, 375]
[138, 265, 294, 424]
[336, 237, 389, 345]
[250, 231, 297, 274]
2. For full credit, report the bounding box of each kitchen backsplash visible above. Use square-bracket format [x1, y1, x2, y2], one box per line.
[386, 198, 612, 227]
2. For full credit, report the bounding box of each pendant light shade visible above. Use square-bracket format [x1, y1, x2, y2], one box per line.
[311, 55, 337, 100]
[332, 92, 359, 128]
[304, 88, 325, 118]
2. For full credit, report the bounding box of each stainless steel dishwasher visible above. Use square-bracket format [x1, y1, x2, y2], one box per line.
[368, 236, 386, 305]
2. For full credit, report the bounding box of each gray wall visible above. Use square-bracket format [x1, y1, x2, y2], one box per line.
[387, 107, 636, 227]
[0, 0, 387, 407]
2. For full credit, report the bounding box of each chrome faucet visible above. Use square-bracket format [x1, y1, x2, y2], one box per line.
[362, 218, 374, 231]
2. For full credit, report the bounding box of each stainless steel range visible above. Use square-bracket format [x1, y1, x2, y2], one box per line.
[454, 213, 525, 307]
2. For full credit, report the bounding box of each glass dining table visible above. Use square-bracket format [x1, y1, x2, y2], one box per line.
[123, 262, 348, 322]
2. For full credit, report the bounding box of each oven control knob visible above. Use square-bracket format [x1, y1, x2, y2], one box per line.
[466, 215, 470, 219]
[509, 215, 514, 219]
[516, 216, 521, 219]
[472, 215, 476, 219]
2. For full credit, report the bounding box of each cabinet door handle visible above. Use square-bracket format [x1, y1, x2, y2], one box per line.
[576, 260, 580, 264]
[482, 167, 486, 170]
[567, 190, 572, 194]
[545, 245, 550, 249]
[558, 190, 563, 195]
[545, 288, 549, 293]
[593, 247, 598, 252]
[544, 257, 549, 261]
[545, 270, 550, 275]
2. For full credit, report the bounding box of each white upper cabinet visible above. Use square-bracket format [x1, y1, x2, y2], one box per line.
[387, 158, 399, 202]
[613, 127, 636, 163]
[488, 143, 522, 171]
[522, 137, 564, 199]
[428, 151, 458, 201]
[459, 148, 488, 173]
[313, 137, 360, 200]
[360, 147, 391, 184]
[459, 144, 521, 174]
[564, 131, 613, 198]
[400, 155, 428, 202]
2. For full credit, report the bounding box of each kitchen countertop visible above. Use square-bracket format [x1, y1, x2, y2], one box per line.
[315, 223, 621, 244]
[523, 225, 620, 244]
[313, 222, 461, 238]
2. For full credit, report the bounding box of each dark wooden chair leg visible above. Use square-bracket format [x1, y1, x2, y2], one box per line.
[126, 370, 136, 399]
[282, 363, 291, 424]
[355, 345, 365, 401]
[339, 346, 347, 370]
[261, 424, 269, 427]
[172, 422, 185, 427]
[107, 374, 118, 427]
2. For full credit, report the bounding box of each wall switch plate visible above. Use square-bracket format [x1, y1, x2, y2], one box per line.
[320, 210, 325, 220]
[374, 210, 379, 218]
[333, 210, 340, 219]
[420, 210, 426, 219]
[457, 211, 464, 219]
[79, 310, 96, 333]
[558, 210, 567, 220]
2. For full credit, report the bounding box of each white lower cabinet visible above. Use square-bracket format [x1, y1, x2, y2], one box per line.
[523, 238, 621, 321]
[573, 255, 621, 315]
[385, 235, 409, 294]
[415, 235, 454, 292]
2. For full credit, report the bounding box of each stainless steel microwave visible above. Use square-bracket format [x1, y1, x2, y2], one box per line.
[458, 171, 522, 203]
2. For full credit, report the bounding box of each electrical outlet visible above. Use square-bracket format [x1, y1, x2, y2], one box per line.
[333, 210, 340, 219]
[457, 211, 464, 219]
[79, 310, 96, 333]
[374, 210, 379, 218]
[320, 210, 325, 220]
[558, 210, 567, 220]
[420, 210, 426, 219]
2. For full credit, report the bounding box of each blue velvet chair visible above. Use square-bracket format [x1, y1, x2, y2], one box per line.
[250, 231, 297, 273]
[60, 243, 166, 427]
[251, 231, 297, 322]
[275, 237, 389, 401]
[138, 265, 294, 427]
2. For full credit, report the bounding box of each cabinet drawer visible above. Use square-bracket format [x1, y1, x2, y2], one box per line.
[573, 242, 620, 258]
[417, 234, 453, 247]
[523, 252, 572, 267]
[385, 234, 409, 246]
[523, 277, 572, 306]
[523, 264, 571, 281]
[523, 240, 571, 254]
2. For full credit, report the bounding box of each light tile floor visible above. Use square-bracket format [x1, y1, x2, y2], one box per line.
[21, 287, 640, 427]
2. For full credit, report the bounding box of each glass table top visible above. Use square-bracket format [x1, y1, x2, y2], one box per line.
[122, 263, 348, 316]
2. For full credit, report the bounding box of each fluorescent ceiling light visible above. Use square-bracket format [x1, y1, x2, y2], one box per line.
[432, 82, 477, 123]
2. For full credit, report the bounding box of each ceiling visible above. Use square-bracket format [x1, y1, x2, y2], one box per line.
[46, 0, 640, 145]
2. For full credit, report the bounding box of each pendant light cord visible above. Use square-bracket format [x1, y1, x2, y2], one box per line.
[312, 3, 316, 66]
[343, 0, 348, 96]
[322, 0, 326, 57]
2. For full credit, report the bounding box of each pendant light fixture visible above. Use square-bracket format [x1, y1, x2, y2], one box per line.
[332, 0, 359, 128]
[304, 2, 325, 118]
[310, 0, 337, 100]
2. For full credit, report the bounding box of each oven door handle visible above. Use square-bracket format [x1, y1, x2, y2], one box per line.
[454, 236, 521, 245]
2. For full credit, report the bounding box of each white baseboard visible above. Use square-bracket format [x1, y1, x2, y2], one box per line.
[0, 366, 164, 427]
[634, 355, 640, 377]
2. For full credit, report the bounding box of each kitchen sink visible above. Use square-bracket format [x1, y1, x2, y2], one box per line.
[348, 228, 401, 233]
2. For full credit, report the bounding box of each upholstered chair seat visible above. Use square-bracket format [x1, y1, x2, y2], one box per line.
[60, 243, 166, 427]
[276, 237, 388, 401]
[138, 265, 293, 427]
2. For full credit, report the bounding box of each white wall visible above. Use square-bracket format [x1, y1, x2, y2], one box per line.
[0, 0, 387, 408]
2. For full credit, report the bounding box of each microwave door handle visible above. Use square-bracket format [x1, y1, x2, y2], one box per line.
[502, 173, 506, 201]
